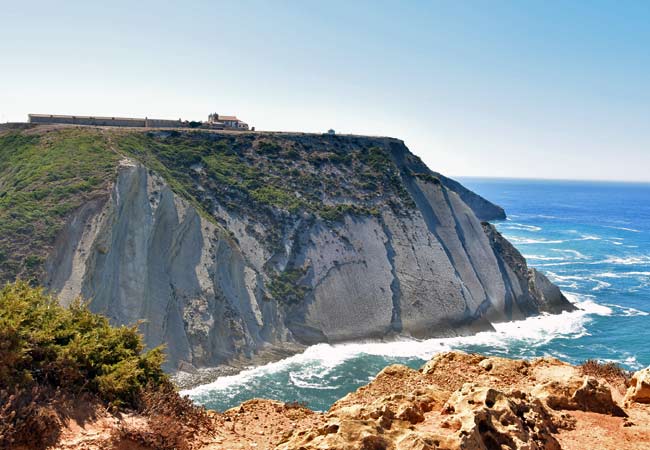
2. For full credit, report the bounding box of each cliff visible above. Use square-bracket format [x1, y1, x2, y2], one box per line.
[44, 352, 650, 450]
[0, 126, 573, 371]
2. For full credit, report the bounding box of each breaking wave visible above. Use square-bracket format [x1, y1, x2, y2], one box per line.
[506, 237, 566, 245]
[598, 255, 650, 265]
[501, 223, 542, 232]
[523, 255, 566, 261]
[183, 293, 610, 402]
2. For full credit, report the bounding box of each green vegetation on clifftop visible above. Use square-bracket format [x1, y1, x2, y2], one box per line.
[0, 129, 119, 283]
[0, 127, 422, 285]
[115, 131, 413, 226]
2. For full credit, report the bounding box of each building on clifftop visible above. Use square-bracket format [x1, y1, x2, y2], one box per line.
[207, 113, 249, 130]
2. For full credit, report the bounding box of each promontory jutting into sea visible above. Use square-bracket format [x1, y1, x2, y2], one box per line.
[3, 109, 649, 447]
[2, 2, 649, 447]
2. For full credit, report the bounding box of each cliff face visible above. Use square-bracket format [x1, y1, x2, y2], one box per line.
[1, 127, 573, 371]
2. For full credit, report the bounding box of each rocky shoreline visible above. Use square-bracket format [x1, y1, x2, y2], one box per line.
[171, 343, 307, 390]
[50, 351, 650, 449]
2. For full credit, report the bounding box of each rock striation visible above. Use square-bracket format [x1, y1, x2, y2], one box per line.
[1, 127, 574, 371]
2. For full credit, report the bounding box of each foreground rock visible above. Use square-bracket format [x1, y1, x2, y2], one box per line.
[626, 368, 650, 405]
[49, 352, 650, 450]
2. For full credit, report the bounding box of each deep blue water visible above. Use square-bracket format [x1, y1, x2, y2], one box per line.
[186, 178, 650, 412]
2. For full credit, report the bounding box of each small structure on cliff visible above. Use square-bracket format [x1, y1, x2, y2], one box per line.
[207, 113, 249, 130]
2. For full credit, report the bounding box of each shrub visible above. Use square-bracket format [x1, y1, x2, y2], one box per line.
[268, 268, 309, 304]
[413, 172, 441, 185]
[112, 381, 214, 450]
[580, 359, 631, 385]
[0, 281, 214, 449]
[257, 140, 282, 156]
[0, 385, 63, 449]
[0, 281, 167, 406]
[318, 204, 379, 222]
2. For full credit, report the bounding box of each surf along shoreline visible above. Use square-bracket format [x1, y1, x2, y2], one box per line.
[175, 293, 608, 406]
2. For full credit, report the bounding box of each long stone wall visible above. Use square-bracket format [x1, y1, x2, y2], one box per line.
[145, 118, 184, 128]
[28, 114, 185, 128]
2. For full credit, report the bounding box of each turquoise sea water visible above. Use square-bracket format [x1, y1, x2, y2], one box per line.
[185, 179, 650, 412]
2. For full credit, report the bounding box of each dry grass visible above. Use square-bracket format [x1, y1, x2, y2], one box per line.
[580, 359, 632, 386]
[112, 382, 217, 450]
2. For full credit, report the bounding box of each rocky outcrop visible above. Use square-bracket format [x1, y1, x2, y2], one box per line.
[274, 352, 644, 450]
[37, 129, 574, 371]
[482, 222, 574, 316]
[626, 368, 650, 405]
[47, 352, 650, 450]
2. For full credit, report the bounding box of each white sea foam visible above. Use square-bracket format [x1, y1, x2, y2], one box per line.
[550, 248, 589, 259]
[546, 272, 613, 292]
[596, 272, 622, 278]
[623, 356, 643, 370]
[502, 223, 542, 232]
[597, 271, 650, 279]
[604, 226, 641, 233]
[602, 304, 649, 317]
[535, 262, 585, 267]
[591, 280, 612, 291]
[182, 293, 610, 398]
[546, 272, 589, 282]
[578, 234, 602, 241]
[565, 293, 613, 316]
[598, 255, 650, 266]
[506, 236, 566, 245]
[523, 255, 565, 261]
[289, 372, 340, 390]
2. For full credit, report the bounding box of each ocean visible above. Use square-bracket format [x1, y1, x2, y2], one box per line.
[184, 178, 650, 412]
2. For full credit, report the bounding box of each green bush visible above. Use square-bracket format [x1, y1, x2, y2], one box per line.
[413, 172, 441, 184]
[0, 281, 167, 407]
[256, 140, 282, 156]
[268, 268, 308, 304]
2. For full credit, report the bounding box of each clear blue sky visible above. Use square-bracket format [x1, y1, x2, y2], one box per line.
[1, 1, 649, 181]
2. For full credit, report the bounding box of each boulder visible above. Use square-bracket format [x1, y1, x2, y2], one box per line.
[625, 368, 650, 404]
[533, 375, 626, 417]
[442, 383, 563, 450]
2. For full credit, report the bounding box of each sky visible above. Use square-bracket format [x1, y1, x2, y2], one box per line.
[1, 1, 649, 182]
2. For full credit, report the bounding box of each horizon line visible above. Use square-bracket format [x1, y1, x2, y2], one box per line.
[452, 175, 650, 185]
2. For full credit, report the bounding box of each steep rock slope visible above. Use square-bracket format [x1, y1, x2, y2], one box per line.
[0, 127, 573, 370]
